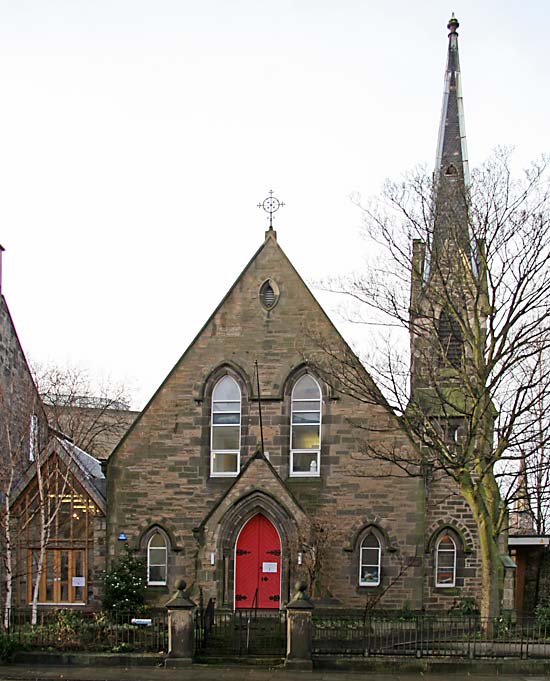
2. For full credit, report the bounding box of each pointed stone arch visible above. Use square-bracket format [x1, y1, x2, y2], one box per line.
[196, 360, 252, 402]
[282, 362, 332, 399]
[200, 484, 309, 608]
[137, 522, 180, 552]
[426, 520, 474, 555]
[218, 491, 300, 607]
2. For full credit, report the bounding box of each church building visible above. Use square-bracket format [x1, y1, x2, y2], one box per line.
[105, 18, 487, 612]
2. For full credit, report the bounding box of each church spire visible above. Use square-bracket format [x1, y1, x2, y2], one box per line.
[432, 14, 471, 258]
[435, 14, 469, 185]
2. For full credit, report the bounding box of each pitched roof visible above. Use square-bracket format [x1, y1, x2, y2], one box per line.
[109, 230, 385, 462]
[10, 433, 106, 513]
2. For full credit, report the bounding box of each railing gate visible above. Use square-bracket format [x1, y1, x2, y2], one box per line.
[195, 600, 286, 661]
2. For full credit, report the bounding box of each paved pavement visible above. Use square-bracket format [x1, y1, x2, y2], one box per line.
[0, 666, 549, 681]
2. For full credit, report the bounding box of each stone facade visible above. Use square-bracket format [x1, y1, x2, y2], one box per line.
[0, 292, 48, 475]
[106, 231, 482, 611]
[43, 403, 139, 460]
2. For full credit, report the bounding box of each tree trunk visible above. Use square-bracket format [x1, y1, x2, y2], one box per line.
[477, 515, 503, 622]
[461, 484, 503, 621]
[3, 485, 13, 630]
[31, 526, 47, 627]
[31, 453, 47, 627]
[1, 417, 16, 631]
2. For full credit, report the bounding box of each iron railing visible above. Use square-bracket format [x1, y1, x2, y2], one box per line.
[312, 613, 550, 659]
[4, 608, 168, 653]
[195, 603, 286, 658]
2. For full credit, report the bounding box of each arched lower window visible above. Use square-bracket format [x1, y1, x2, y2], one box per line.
[211, 376, 241, 477]
[359, 534, 381, 586]
[290, 375, 322, 476]
[435, 533, 457, 587]
[147, 532, 167, 585]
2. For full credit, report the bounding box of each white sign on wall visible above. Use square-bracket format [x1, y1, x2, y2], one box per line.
[72, 576, 85, 587]
[262, 562, 278, 573]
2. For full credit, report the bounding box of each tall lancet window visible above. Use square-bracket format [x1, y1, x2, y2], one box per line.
[211, 376, 241, 477]
[290, 375, 322, 476]
[438, 306, 463, 367]
[435, 533, 457, 587]
[147, 532, 168, 586]
[359, 534, 381, 587]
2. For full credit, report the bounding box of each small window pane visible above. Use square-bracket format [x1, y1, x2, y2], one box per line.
[361, 548, 379, 564]
[360, 566, 379, 584]
[438, 552, 455, 568]
[212, 452, 239, 474]
[150, 533, 166, 549]
[292, 425, 320, 450]
[293, 376, 321, 400]
[212, 426, 240, 450]
[213, 376, 240, 401]
[292, 451, 319, 474]
[149, 565, 166, 583]
[213, 413, 240, 425]
[363, 535, 379, 548]
[149, 548, 166, 564]
[292, 400, 321, 412]
[292, 411, 321, 425]
[213, 401, 241, 412]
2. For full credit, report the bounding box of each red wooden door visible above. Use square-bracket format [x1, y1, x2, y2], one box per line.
[235, 514, 281, 609]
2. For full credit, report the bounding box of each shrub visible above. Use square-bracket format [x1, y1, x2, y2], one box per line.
[535, 599, 550, 628]
[0, 634, 21, 662]
[103, 545, 146, 614]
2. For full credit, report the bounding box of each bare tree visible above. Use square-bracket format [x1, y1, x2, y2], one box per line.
[0, 376, 45, 627]
[507, 343, 550, 535]
[32, 362, 135, 459]
[309, 150, 550, 620]
[299, 521, 334, 598]
[27, 444, 75, 625]
[0, 389, 25, 628]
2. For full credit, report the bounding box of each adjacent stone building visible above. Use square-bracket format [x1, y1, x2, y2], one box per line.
[0, 247, 106, 610]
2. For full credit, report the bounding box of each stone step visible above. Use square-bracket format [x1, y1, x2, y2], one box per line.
[194, 655, 285, 666]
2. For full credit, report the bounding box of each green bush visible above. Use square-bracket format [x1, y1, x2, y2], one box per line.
[102, 545, 146, 614]
[535, 600, 550, 628]
[0, 634, 21, 662]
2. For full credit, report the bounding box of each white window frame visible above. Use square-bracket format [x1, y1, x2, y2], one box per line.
[147, 533, 168, 586]
[435, 534, 457, 587]
[210, 376, 241, 478]
[290, 375, 322, 477]
[359, 534, 381, 587]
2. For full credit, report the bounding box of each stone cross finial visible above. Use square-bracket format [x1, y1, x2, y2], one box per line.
[258, 190, 285, 231]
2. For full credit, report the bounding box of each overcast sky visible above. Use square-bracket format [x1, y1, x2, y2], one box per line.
[1, 1, 548, 409]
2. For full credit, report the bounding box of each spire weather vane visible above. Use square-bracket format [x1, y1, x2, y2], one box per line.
[258, 190, 284, 229]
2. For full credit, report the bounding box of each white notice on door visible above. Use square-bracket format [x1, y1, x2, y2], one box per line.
[72, 576, 85, 587]
[262, 562, 277, 573]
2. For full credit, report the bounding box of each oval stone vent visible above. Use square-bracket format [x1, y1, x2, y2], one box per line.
[259, 279, 279, 310]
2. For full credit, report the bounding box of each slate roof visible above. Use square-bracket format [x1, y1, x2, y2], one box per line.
[56, 435, 106, 502]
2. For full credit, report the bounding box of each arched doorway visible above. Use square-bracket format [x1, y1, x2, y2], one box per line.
[235, 514, 281, 609]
